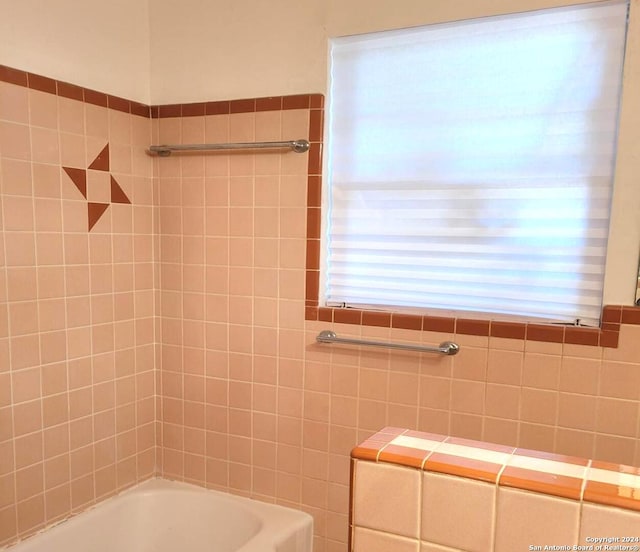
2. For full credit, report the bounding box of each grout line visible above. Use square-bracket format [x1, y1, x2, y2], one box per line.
[0, 143, 20, 545]
[53, 88, 73, 527]
[580, 459, 592, 503]
[25, 85, 46, 538]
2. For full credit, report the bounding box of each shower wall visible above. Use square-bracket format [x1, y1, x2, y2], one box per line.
[153, 99, 640, 552]
[2, 62, 640, 552]
[153, 96, 325, 498]
[0, 69, 156, 547]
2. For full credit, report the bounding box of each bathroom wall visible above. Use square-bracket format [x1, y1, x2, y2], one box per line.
[152, 96, 330, 534]
[1, 1, 640, 551]
[0, 69, 156, 547]
[148, 0, 604, 104]
[148, 0, 640, 310]
[153, 99, 640, 552]
[0, 0, 151, 104]
[148, 11, 640, 552]
[148, 0, 327, 105]
[2, 0, 638, 298]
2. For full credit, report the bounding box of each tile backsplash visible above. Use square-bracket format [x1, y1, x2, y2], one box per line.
[2, 64, 640, 552]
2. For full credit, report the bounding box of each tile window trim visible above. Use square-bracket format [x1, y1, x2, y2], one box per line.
[298, 89, 639, 349]
[4, 63, 639, 348]
[307, 305, 640, 348]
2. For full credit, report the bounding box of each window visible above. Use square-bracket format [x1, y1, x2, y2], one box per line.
[323, 0, 629, 327]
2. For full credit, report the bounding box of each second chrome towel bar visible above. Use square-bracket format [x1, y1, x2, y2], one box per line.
[316, 330, 460, 356]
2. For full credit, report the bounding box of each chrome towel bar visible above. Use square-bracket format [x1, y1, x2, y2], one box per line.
[316, 330, 460, 356]
[148, 139, 310, 157]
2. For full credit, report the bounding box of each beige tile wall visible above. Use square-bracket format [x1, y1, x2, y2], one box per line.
[0, 81, 156, 547]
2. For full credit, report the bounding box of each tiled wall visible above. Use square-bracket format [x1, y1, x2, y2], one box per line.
[0, 69, 156, 547]
[152, 95, 335, 539]
[3, 63, 640, 552]
[152, 97, 640, 552]
[351, 428, 640, 552]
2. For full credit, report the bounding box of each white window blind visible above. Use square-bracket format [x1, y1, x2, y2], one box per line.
[325, 0, 629, 326]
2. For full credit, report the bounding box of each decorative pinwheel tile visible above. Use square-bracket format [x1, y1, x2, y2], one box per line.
[62, 143, 131, 231]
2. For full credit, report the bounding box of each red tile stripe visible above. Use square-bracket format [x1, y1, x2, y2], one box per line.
[307, 306, 640, 348]
[304, 94, 324, 315]
[149, 94, 323, 118]
[1, 64, 327, 120]
[354, 427, 640, 512]
[0, 63, 150, 117]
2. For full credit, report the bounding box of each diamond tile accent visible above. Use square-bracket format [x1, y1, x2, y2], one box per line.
[62, 167, 87, 198]
[110, 176, 130, 204]
[88, 144, 109, 171]
[88, 203, 109, 230]
[62, 143, 130, 230]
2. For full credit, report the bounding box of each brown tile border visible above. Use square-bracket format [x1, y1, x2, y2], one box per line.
[28, 72, 56, 94]
[57, 81, 84, 102]
[4, 65, 330, 119]
[181, 102, 207, 117]
[147, 93, 324, 118]
[362, 311, 392, 328]
[490, 321, 526, 340]
[622, 306, 640, 324]
[307, 305, 640, 348]
[256, 96, 283, 111]
[353, 427, 640, 512]
[602, 305, 622, 323]
[422, 315, 455, 333]
[456, 318, 491, 336]
[84, 88, 108, 108]
[526, 323, 564, 343]
[205, 101, 229, 115]
[0, 63, 151, 117]
[230, 98, 255, 113]
[334, 308, 362, 325]
[564, 326, 600, 346]
[131, 101, 150, 118]
[392, 313, 422, 331]
[0, 65, 28, 86]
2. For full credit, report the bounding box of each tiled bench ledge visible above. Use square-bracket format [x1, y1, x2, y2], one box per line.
[350, 427, 640, 552]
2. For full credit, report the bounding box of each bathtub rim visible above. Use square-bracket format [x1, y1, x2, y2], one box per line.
[3, 477, 314, 552]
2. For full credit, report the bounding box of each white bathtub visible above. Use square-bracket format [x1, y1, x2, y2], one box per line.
[6, 479, 313, 552]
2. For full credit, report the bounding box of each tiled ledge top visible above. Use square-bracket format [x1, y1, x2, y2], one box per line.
[353, 427, 640, 512]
